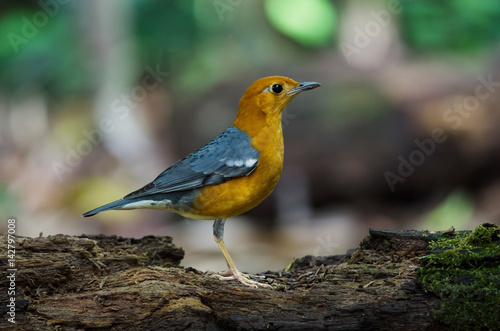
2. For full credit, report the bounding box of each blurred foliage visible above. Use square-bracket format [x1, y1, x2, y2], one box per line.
[0, 186, 18, 218]
[265, 0, 337, 47]
[422, 191, 474, 230]
[2, 0, 500, 99]
[317, 83, 390, 129]
[71, 176, 138, 223]
[0, 9, 84, 98]
[401, 0, 500, 53]
[135, 1, 201, 64]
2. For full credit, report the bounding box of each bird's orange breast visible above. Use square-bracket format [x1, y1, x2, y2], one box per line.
[189, 122, 284, 219]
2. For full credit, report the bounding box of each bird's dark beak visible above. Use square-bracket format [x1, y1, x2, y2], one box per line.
[289, 81, 321, 95]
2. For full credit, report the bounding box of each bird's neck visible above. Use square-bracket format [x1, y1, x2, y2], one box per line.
[233, 106, 284, 162]
[233, 103, 285, 138]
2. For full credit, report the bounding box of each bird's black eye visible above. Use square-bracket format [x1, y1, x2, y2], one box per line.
[271, 84, 283, 94]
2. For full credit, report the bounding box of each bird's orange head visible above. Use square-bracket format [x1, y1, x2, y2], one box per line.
[233, 76, 320, 133]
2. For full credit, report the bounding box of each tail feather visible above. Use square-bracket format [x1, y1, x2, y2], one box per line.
[82, 199, 127, 217]
[82, 191, 194, 217]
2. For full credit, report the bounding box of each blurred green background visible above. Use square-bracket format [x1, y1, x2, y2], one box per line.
[1, 0, 500, 272]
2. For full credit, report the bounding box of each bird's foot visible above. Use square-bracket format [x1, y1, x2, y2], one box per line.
[212, 270, 234, 277]
[211, 269, 272, 288]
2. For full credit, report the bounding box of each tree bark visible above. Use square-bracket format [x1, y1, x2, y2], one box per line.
[1, 230, 447, 330]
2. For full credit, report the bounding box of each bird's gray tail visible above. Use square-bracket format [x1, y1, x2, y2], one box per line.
[82, 199, 127, 217]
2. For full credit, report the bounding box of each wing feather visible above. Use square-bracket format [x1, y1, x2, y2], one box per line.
[123, 127, 258, 199]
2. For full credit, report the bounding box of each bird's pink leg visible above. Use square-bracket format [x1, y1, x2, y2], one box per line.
[212, 218, 271, 288]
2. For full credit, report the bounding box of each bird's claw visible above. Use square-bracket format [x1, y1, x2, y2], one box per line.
[211, 270, 272, 288]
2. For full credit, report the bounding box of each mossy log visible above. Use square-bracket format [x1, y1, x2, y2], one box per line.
[2, 227, 477, 330]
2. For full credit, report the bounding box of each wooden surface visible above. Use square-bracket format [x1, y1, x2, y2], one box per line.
[0, 230, 447, 330]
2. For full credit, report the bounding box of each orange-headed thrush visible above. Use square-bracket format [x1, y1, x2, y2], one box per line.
[83, 76, 321, 287]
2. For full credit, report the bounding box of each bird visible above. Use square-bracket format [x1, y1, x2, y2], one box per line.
[83, 76, 321, 287]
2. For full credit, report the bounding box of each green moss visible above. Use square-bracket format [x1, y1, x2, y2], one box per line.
[418, 223, 500, 330]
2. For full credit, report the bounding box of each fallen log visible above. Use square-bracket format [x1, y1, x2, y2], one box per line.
[2, 224, 497, 330]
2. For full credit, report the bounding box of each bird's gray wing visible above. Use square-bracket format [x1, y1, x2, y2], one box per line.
[123, 126, 259, 200]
